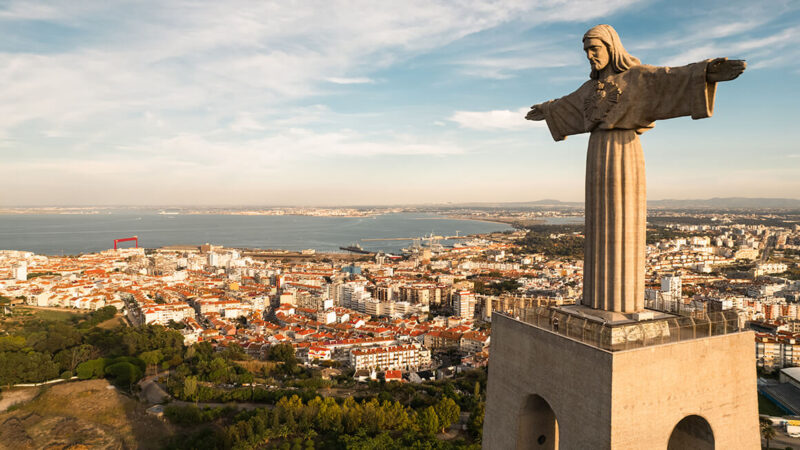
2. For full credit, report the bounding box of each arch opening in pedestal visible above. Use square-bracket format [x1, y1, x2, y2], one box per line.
[667, 414, 714, 450]
[516, 394, 559, 450]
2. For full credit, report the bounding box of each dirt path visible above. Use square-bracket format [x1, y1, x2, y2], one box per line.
[138, 375, 171, 404]
[0, 388, 39, 412]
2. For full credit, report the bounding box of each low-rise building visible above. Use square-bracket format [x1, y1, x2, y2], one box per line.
[349, 344, 431, 371]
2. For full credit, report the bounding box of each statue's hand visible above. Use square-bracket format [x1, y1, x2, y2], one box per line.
[706, 58, 746, 82]
[526, 105, 545, 121]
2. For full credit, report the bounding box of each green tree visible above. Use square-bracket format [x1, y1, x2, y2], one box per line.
[317, 397, 343, 432]
[468, 401, 485, 441]
[342, 397, 363, 434]
[207, 357, 231, 383]
[761, 418, 776, 450]
[76, 357, 107, 380]
[104, 361, 143, 388]
[0, 351, 60, 386]
[184, 375, 199, 405]
[0, 335, 26, 352]
[267, 343, 297, 371]
[27, 322, 82, 354]
[417, 406, 439, 436]
[220, 343, 247, 360]
[55, 344, 97, 372]
[434, 396, 460, 433]
[139, 349, 164, 376]
[184, 344, 197, 360]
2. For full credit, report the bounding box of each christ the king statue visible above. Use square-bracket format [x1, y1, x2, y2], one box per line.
[525, 24, 745, 314]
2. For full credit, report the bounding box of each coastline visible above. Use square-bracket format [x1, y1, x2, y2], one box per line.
[444, 215, 540, 227]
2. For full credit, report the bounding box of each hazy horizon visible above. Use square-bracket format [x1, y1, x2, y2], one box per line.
[4, 196, 800, 209]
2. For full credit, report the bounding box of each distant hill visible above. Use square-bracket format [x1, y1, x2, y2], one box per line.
[647, 197, 800, 210]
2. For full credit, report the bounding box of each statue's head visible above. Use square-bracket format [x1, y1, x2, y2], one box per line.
[582, 24, 640, 79]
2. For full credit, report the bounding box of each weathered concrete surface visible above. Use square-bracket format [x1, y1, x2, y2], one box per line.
[483, 314, 759, 449]
[484, 314, 613, 449]
[610, 330, 759, 449]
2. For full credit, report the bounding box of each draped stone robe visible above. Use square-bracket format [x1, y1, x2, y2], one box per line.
[539, 61, 716, 313]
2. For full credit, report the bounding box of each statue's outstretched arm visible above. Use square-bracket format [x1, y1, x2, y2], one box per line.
[525, 104, 545, 121]
[706, 58, 746, 83]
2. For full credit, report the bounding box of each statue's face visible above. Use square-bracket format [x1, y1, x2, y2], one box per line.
[584, 38, 609, 72]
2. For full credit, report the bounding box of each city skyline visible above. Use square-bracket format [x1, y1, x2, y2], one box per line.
[1, 0, 799, 206]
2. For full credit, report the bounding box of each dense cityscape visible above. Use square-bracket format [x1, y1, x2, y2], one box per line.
[2, 0, 799, 446]
[1, 207, 800, 447]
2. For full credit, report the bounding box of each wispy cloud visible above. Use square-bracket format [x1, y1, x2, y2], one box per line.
[126, 128, 465, 165]
[455, 53, 578, 79]
[658, 25, 800, 68]
[449, 107, 543, 131]
[0, 1, 641, 134]
[326, 77, 374, 84]
[628, 3, 800, 71]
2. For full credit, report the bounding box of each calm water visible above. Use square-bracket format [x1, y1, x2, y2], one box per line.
[0, 212, 520, 255]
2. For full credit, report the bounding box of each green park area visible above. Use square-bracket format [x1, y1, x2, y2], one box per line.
[0, 306, 485, 449]
[13, 306, 83, 322]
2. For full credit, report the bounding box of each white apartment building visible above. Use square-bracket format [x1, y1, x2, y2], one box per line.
[453, 290, 476, 319]
[756, 333, 800, 370]
[661, 275, 682, 301]
[756, 262, 789, 276]
[11, 263, 27, 281]
[142, 303, 195, 325]
[338, 282, 372, 312]
[350, 344, 431, 371]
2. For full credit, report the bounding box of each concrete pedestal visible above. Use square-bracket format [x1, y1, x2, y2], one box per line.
[483, 313, 759, 449]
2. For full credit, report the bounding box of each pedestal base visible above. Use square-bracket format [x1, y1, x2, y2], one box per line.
[483, 313, 759, 449]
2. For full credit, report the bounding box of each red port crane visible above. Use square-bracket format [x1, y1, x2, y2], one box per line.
[114, 236, 139, 250]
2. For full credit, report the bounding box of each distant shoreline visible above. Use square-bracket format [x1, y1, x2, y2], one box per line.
[443, 215, 528, 226]
[444, 215, 584, 227]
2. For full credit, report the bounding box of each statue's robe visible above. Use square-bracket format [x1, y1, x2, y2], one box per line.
[539, 61, 716, 313]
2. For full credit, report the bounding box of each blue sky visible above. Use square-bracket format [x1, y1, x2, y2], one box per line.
[1, 0, 798, 206]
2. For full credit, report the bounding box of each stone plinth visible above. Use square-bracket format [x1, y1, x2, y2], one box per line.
[483, 313, 759, 449]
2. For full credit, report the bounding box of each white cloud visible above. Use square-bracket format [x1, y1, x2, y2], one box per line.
[326, 77, 375, 84]
[229, 113, 265, 132]
[449, 107, 543, 131]
[456, 53, 578, 79]
[0, 0, 642, 138]
[126, 128, 464, 165]
[630, 5, 800, 71]
[17, 0, 775, 205]
[657, 24, 800, 68]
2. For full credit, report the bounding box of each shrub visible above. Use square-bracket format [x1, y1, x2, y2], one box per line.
[76, 358, 108, 380]
[104, 361, 143, 386]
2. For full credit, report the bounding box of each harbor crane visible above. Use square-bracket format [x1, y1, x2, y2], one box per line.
[113, 236, 138, 250]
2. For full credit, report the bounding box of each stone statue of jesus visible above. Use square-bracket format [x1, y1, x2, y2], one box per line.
[525, 24, 745, 314]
